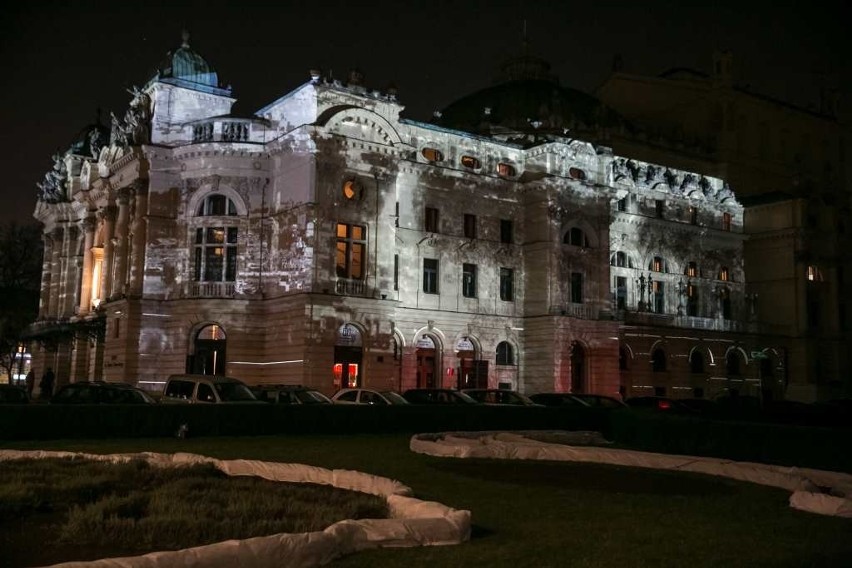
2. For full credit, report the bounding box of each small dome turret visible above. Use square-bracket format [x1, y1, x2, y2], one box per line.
[151, 31, 228, 94]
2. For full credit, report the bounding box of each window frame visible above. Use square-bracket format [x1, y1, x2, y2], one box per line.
[336, 222, 367, 280]
[423, 258, 439, 294]
[499, 267, 514, 301]
[462, 263, 477, 298]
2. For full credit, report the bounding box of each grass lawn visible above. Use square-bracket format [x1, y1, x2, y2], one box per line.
[3, 434, 851, 567]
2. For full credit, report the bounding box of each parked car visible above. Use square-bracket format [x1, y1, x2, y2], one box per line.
[331, 388, 410, 405]
[251, 385, 333, 405]
[566, 393, 628, 409]
[462, 388, 542, 406]
[161, 374, 261, 404]
[0, 384, 30, 404]
[402, 388, 480, 405]
[51, 381, 156, 404]
[528, 393, 591, 408]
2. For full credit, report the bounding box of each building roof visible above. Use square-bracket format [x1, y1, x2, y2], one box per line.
[432, 55, 629, 145]
[149, 32, 231, 96]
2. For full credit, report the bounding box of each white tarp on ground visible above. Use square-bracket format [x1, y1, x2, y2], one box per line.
[0, 450, 471, 568]
[409, 431, 852, 518]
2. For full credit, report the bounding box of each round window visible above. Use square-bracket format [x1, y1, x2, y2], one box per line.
[343, 180, 361, 200]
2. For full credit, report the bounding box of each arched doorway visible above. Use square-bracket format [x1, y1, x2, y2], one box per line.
[190, 324, 227, 375]
[570, 342, 586, 393]
[416, 335, 438, 389]
[457, 336, 487, 389]
[334, 323, 363, 389]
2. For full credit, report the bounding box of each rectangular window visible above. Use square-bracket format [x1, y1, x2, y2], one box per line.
[719, 267, 729, 282]
[463, 214, 477, 239]
[500, 219, 514, 244]
[652, 281, 665, 313]
[194, 225, 238, 283]
[617, 198, 627, 212]
[499, 267, 514, 301]
[616, 276, 627, 310]
[393, 254, 399, 291]
[336, 222, 367, 280]
[570, 272, 583, 304]
[689, 206, 698, 225]
[425, 207, 439, 233]
[722, 212, 732, 231]
[655, 200, 665, 219]
[462, 263, 477, 298]
[423, 258, 438, 294]
[687, 262, 697, 277]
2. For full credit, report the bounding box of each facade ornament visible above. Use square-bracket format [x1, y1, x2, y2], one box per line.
[110, 86, 152, 148]
[36, 152, 69, 203]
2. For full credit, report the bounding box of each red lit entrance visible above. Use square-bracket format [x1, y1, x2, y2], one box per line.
[415, 335, 437, 388]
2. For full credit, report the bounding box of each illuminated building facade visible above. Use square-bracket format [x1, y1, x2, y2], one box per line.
[30, 39, 790, 400]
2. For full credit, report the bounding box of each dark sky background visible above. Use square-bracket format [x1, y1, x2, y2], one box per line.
[0, 0, 848, 227]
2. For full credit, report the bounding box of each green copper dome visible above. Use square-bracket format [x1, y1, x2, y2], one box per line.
[151, 32, 229, 95]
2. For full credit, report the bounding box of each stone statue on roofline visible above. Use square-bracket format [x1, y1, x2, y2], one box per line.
[36, 152, 68, 203]
[109, 86, 152, 149]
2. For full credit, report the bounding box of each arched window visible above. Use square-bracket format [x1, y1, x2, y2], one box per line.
[689, 350, 705, 373]
[685, 261, 698, 277]
[611, 251, 633, 268]
[652, 348, 666, 372]
[496, 341, 514, 365]
[194, 194, 239, 284]
[563, 227, 590, 247]
[650, 256, 668, 273]
[197, 194, 237, 216]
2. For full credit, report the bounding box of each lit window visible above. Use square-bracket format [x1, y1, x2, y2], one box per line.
[342, 180, 361, 200]
[497, 162, 516, 177]
[423, 258, 439, 294]
[421, 147, 443, 162]
[568, 167, 586, 180]
[194, 227, 238, 282]
[462, 263, 477, 298]
[336, 223, 366, 280]
[807, 265, 822, 282]
[686, 262, 698, 277]
[463, 214, 477, 239]
[652, 256, 666, 273]
[499, 267, 514, 301]
[425, 207, 439, 232]
[461, 155, 481, 169]
[496, 341, 514, 365]
[719, 267, 729, 281]
[722, 212, 732, 231]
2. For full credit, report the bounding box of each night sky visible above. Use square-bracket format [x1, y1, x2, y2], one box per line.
[0, 0, 847, 227]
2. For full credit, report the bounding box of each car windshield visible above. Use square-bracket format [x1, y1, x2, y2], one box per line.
[214, 382, 257, 401]
[293, 390, 331, 404]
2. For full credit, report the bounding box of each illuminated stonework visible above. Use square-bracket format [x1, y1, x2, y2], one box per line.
[30, 38, 787, 400]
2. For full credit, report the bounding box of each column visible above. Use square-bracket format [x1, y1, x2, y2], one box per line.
[128, 190, 147, 295]
[99, 206, 116, 301]
[78, 217, 96, 314]
[38, 232, 55, 319]
[47, 228, 63, 319]
[111, 189, 131, 298]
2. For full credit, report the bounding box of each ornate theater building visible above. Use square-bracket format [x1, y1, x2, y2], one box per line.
[30, 36, 803, 400]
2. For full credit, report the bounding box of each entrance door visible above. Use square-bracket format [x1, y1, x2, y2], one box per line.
[191, 324, 227, 375]
[334, 346, 363, 388]
[416, 349, 436, 388]
[459, 359, 488, 389]
[570, 342, 586, 393]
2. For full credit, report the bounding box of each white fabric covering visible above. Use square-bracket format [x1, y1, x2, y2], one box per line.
[410, 431, 852, 518]
[0, 450, 471, 567]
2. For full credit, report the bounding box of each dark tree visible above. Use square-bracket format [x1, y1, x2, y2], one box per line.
[0, 222, 42, 382]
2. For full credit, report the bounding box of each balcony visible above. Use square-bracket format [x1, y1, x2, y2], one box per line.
[191, 119, 254, 143]
[334, 278, 370, 297]
[187, 282, 236, 298]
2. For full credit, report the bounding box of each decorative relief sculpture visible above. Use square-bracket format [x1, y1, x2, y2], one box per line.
[110, 87, 152, 148]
